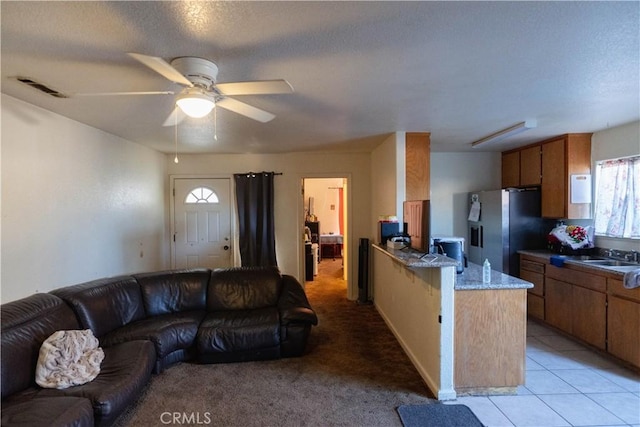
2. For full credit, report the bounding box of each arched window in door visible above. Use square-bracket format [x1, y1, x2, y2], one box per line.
[185, 187, 219, 204]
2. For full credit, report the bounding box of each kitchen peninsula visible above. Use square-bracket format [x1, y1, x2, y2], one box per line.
[371, 244, 532, 400]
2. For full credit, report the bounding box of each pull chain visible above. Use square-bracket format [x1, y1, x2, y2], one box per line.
[174, 109, 179, 164]
[214, 105, 218, 141]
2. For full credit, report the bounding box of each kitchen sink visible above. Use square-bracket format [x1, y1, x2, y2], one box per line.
[579, 259, 637, 267]
[571, 255, 608, 261]
[612, 265, 640, 272]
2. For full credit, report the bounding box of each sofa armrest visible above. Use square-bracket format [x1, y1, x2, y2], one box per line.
[278, 275, 318, 326]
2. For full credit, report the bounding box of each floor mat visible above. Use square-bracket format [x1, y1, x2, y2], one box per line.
[397, 403, 484, 427]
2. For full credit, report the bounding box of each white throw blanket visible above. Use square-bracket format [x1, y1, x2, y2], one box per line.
[624, 269, 640, 289]
[35, 329, 104, 389]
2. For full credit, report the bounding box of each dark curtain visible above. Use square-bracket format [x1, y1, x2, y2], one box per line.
[234, 172, 277, 267]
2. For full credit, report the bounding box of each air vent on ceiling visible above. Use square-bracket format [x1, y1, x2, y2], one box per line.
[16, 77, 68, 98]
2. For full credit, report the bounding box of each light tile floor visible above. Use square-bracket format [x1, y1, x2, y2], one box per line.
[447, 320, 640, 426]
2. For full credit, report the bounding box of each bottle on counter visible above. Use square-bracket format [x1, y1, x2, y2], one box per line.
[482, 259, 491, 283]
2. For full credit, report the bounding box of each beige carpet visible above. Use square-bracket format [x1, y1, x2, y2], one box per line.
[114, 260, 434, 426]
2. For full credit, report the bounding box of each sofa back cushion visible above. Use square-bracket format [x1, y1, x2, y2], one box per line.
[51, 276, 145, 338]
[208, 267, 282, 311]
[134, 269, 210, 316]
[1, 293, 80, 399]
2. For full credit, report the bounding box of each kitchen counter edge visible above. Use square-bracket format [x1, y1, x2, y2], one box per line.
[518, 249, 632, 278]
[372, 243, 533, 290]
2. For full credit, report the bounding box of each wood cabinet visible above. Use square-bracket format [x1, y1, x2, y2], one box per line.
[541, 134, 592, 219]
[607, 278, 640, 368]
[520, 145, 542, 186]
[545, 264, 606, 349]
[502, 151, 520, 188]
[501, 145, 541, 188]
[455, 289, 526, 392]
[405, 132, 430, 201]
[520, 253, 639, 369]
[545, 277, 574, 332]
[520, 256, 545, 320]
[502, 133, 591, 219]
[403, 200, 429, 252]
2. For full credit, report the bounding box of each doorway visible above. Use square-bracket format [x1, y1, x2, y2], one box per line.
[171, 177, 233, 269]
[302, 177, 349, 295]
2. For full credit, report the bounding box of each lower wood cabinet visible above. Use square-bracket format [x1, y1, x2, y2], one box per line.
[455, 289, 526, 392]
[572, 284, 606, 349]
[545, 278, 574, 333]
[607, 278, 640, 368]
[545, 277, 607, 349]
[544, 265, 607, 349]
[520, 255, 638, 365]
[520, 257, 545, 320]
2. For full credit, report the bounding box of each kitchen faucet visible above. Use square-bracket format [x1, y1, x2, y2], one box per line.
[624, 250, 639, 263]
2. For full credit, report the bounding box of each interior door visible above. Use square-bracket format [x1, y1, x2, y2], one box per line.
[173, 178, 232, 269]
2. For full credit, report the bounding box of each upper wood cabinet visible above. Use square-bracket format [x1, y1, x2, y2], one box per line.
[405, 132, 430, 201]
[501, 145, 541, 187]
[501, 151, 520, 188]
[520, 146, 542, 186]
[502, 133, 592, 219]
[541, 134, 592, 219]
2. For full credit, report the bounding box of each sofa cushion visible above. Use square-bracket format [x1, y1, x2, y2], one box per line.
[197, 307, 280, 354]
[1, 293, 80, 399]
[100, 311, 205, 358]
[207, 267, 282, 311]
[278, 275, 319, 325]
[134, 269, 209, 316]
[51, 276, 145, 338]
[36, 340, 155, 426]
[1, 396, 94, 427]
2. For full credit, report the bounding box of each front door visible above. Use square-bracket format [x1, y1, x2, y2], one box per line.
[173, 178, 232, 269]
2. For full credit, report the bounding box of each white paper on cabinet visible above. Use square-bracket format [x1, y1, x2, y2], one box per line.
[570, 174, 592, 204]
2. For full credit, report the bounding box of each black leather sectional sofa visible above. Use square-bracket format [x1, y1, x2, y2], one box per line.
[1, 267, 318, 426]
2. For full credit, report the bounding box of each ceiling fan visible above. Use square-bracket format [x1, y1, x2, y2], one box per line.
[19, 53, 294, 125]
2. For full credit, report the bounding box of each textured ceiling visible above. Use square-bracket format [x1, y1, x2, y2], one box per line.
[1, 1, 638, 154]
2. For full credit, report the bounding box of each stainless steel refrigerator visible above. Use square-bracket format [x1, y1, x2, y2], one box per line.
[468, 188, 546, 276]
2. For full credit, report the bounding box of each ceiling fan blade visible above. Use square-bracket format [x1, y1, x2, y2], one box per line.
[127, 53, 194, 87]
[73, 91, 174, 97]
[162, 107, 186, 127]
[216, 80, 294, 96]
[216, 98, 276, 123]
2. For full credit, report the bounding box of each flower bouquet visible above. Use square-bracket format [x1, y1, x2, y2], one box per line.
[547, 224, 594, 254]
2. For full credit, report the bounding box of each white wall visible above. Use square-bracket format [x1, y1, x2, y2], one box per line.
[1, 95, 167, 302]
[591, 120, 640, 252]
[304, 178, 344, 235]
[167, 151, 371, 300]
[370, 132, 405, 240]
[430, 152, 501, 241]
[372, 245, 456, 400]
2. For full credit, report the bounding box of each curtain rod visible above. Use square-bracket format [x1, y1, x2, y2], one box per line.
[236, 171, 283, 177]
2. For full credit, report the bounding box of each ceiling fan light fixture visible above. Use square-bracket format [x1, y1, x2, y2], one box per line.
[176, 89, 215, 118]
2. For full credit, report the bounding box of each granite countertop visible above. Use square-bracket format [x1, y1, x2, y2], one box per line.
[518, 249, 636, 277]
[372, 244, 532, 290]
[371, 243, 458, 268]
[454, 262, 533, 290]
